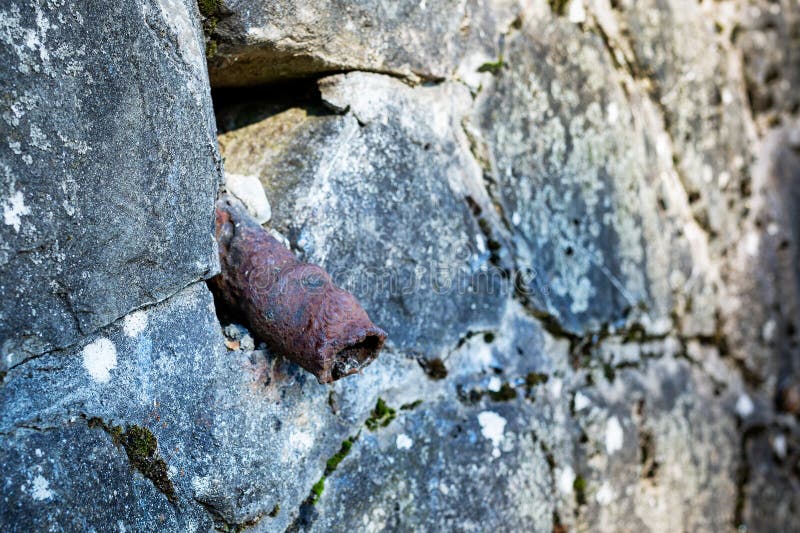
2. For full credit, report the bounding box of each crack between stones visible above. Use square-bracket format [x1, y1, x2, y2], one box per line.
[194, 497, 265, 533]
[585, 8, 719, 244]
[4, 278, 212, 377]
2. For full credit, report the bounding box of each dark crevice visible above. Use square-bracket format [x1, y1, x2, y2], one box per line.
[211, 78, 330, 134]
[195, 498, 264, 533]
[86, 416, 177, 504]
[734, 424, 767, 530]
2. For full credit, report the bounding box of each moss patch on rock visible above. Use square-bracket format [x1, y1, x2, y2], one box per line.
[88, 418, 177, 503]
[365, 398, 397, 430]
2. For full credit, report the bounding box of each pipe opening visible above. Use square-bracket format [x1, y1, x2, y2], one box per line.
[331, 334, 384, 380]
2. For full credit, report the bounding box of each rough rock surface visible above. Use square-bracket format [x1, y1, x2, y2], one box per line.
[0, 0, 220, 368]
[205, 0, 520, 87]
[3, 0, 799, 531]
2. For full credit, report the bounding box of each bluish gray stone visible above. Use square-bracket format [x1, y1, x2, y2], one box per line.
[0, 0, 221, 369]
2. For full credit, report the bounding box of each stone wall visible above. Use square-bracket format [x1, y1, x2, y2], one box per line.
[2, 0, 798, 531]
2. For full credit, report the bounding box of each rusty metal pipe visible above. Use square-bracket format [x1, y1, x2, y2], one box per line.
[209, 195, 386, 383]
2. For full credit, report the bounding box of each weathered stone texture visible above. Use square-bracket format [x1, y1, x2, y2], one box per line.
[206, 0, 520, 87]
[218, 73, 509, 358]
[2, 0, 798, 531]
[0, 0, 220, 368]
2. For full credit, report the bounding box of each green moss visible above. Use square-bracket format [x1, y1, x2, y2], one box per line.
[400, 399, 423, 410]
[573, 475, 587, 506]
[310, 477, 325, 503]
[489, 382, 518, 402]
[602, 362, 616, 382]
[88, 418, 177, 503]
[325, 437, 355, 475]
[197, 0, 223, 58]
[197, 0, 221, 16]
[477, 58, 505, 75]
[420, 358, 448, 380]
[525, 372, 549, 387]
[548, 0, 569, 16]
[365, 398, 397, 431]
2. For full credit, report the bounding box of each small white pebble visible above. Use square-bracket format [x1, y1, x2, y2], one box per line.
[225, 173, 271, 224]
[487, 376, 502, 392]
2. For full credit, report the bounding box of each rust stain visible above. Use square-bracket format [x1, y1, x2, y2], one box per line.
[209, 195, 387, 383]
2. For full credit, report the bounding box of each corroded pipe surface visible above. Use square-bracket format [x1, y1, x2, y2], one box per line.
[209, 195, 386, 383]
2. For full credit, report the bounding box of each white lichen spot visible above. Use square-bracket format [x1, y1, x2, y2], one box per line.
[289, 430, 314, 453]
[595, 481, 615, 505]
[487, 376, 502, 392]
[153, 0, 203, 73]
[29, 124, 50, 150]
[721, 88, 734, 105]
[718, 171, 731, 189]
[605, 416, 624, 455]
[606, 101, 619, 124]
[34, 448, 43, 458]
[548, 377, 563, 398]
[568, 0, 586, 24]
[31, 475, 53, 501]
[574, 391, 591, 411]
[82, 337, 118, 383]
[762, 319, 776, 342]
[3, 190, 31, 232]
[477, 411, 506, 458]
[123, 310, 148, 338]
[736, 394, 754, 418]
[743, 231, 759, 257]
[569, 277, 593, 314]
[191, 475, 212, 493]
[396, 433, 413, 450]
[557, 466, 575, 495]
[773, 434, 787, 459]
